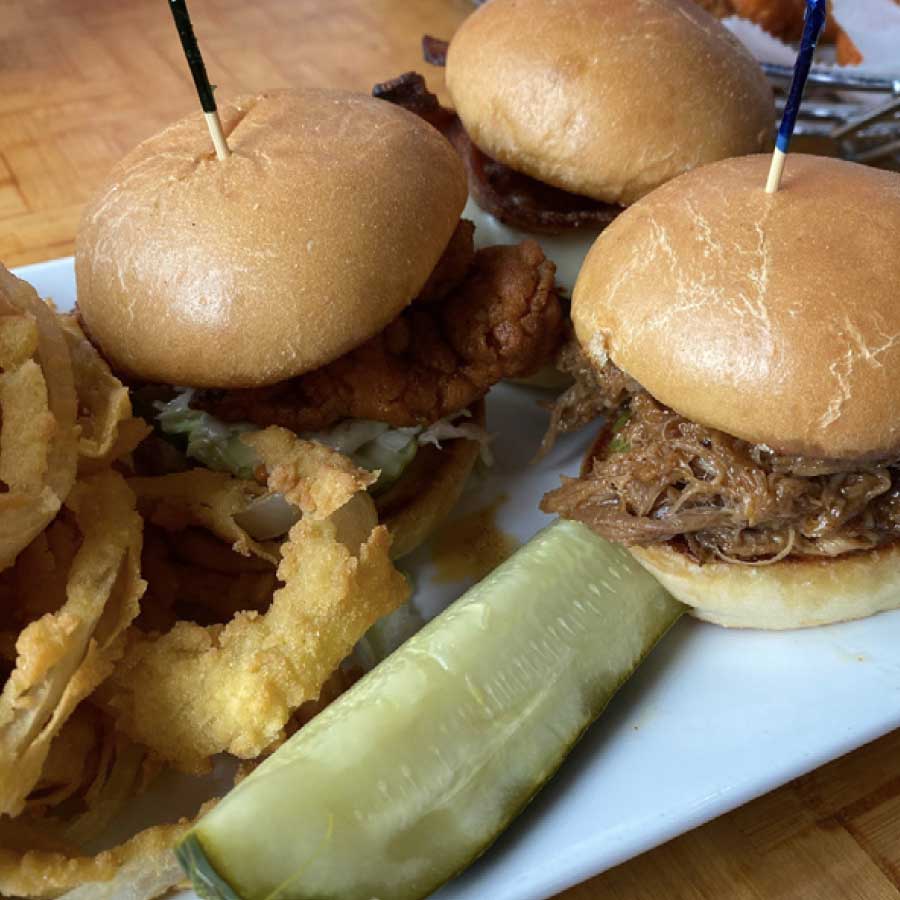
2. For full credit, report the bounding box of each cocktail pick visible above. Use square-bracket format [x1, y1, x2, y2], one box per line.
[168, 0, 230, 160]
[765, 0, 828, 193]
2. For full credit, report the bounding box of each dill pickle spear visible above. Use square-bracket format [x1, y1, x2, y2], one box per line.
[177, 520, 683, 900]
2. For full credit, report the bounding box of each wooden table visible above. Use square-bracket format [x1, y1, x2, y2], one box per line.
[3, 1, 899, 897]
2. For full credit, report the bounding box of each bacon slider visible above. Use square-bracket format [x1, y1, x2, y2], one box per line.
[376, 0, 774, 301]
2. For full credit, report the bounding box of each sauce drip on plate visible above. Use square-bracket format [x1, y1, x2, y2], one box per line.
[431, 494, 519, 584]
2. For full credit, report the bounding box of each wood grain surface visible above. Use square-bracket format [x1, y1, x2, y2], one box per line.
[2, 1, 898, 897]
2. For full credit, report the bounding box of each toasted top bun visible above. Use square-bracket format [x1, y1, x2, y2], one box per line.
[445, 0, 773, 206]
[75, 89, 467, 388]
[573, 154, 900, 459]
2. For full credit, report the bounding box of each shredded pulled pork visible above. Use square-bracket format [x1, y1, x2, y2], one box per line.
[542, 384, 900, 564]
[372, 72, 621, 234]
[540, 333, 641, 455]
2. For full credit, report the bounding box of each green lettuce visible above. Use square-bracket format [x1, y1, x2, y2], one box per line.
[155, 390, 258, 480]
[156, 390, 492, 506]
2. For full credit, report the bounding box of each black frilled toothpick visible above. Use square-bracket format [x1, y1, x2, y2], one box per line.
[168, 0, 230, 160]
[765, 0, 827, 193]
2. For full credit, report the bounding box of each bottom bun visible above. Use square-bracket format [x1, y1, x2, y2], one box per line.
[376, 399, 484, 559]
[629, 541, 900, 630]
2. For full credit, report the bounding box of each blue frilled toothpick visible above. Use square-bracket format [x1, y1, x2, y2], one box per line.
[765, 0, 828, 193]
[168, 0, 231, 160]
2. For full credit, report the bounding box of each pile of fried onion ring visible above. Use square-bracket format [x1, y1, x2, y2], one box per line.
[0, 265, 410, 899]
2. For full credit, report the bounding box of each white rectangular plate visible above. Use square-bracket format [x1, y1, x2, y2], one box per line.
[17, 257, 900, 900]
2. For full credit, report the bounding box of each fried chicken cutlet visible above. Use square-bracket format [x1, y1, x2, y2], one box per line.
[196, 222, 561, 432]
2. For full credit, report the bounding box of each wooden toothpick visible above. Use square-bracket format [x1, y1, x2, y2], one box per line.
[168, 0, 230, 160]
[766, 0, 827, 194]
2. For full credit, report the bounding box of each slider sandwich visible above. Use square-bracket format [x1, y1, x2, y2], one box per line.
[375, 0, 775, 302]
[543, 154, 900, 629]
[76, 89, 563, 555]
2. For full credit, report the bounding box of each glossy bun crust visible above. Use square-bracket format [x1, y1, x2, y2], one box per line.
[574, 154, 900, 459]
[76, 89, 467, 388]
[446, 0, 773, 205]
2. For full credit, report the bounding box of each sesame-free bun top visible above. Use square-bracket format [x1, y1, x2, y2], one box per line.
[573, 154, 900, 459]
[76, 89, 467, 388]
[445, 0, 774, 206]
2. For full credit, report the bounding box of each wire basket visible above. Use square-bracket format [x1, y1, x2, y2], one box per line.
[764, 63, 900, 168]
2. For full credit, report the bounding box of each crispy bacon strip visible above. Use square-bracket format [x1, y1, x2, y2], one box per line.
[422, 35, 448, 67]
[372, 71, 456, 132]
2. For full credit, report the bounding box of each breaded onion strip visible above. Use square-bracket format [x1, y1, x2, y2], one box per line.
[0, 817, 195, 900]
[0, 266, 78, 573]
[128, 469, 273, 562]
[101, 428, 409, 772]
[243, 427, 377, 519]
[0, 472, 145, 817]
[59, 316, 150, 473]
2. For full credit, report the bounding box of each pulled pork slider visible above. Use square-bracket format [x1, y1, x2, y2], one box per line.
[375, 0, 774, 299]
[76, 89, 562, 557]
[542, 154, 900, 629]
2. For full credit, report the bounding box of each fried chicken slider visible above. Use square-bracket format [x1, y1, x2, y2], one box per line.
[542, 154, 900, 629]
[76, 89, 562, 556]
